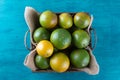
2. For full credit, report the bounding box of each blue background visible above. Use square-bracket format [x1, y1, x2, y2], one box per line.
[0, 0, 120, 80]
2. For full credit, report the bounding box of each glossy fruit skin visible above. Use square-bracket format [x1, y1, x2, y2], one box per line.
[50, 28, 72, 50]
[50, 52, 70, 73]
[39, 10, 57, 29]
[59, 13, 73, 29]
[72, 30, 90, 48]
[36, 40, 53, 58]
[74, 12, 91, 29]
[70, 49, 90, 68]
[35, 55, 49, 69]
[33, 27, 50, 43]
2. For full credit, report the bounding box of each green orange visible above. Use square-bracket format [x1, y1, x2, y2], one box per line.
[74, 12, 91, 29]
[50, 28, 72, 50]
[35, 55, 49, 69]
[72, 30, 90, 48]
[39, 10, 57, 29]
[70, 49, 90, 68]
[33, 27, 50, 43]
[59, 13, 73, 29]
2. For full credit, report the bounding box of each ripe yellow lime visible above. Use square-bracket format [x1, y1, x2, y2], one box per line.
[36, 40, 54, 58]
[50, 52, 70, 73]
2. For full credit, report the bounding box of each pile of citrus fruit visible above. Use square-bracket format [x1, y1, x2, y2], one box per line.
[33, 10, 91, 73]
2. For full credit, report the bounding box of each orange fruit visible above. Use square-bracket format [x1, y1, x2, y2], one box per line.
[36, 40, 54, 58]
[50, 52, 70, 73]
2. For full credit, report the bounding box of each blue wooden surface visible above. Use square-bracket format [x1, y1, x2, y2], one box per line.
[0, 0, 120, 80]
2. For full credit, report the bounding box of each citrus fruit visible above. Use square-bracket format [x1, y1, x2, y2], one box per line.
[59, 13, 73, 29]
[72, 30, 90, 48]
[33, 27, 50, 43]
[74, 12, 91, 29]
[39, 10, 57, 29]
[36, 40, 54, 58]
[35, 55, 49, 69]
[50, 28, 72, 50]
[50, 52, 70, 73]
[70, 49, 90, 68]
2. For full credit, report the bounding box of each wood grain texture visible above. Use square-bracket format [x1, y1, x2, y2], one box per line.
[0, 0, 120, 80]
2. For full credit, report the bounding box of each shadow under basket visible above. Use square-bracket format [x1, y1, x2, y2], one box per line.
[24, 6, 99, 75]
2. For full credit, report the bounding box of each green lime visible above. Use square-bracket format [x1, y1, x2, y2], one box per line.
[33, 27, 50, 43]
[50, 28, 72, 50]
[39, 10, 57, 29]
[35, 55, 49, 69]
[72, 30, 90, 48]
[70, 49, 90, 68]
[74, 12, 91, 29]
[59, 13, 73, 29]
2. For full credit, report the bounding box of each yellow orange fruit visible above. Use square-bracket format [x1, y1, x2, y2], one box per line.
[36, 40, 54, 58]
[50, 52, 70, 73]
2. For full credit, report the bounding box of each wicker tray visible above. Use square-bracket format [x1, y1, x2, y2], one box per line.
[24, 7, 99, 75]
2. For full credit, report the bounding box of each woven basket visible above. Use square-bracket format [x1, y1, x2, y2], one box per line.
[24, 7, 99, 75]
